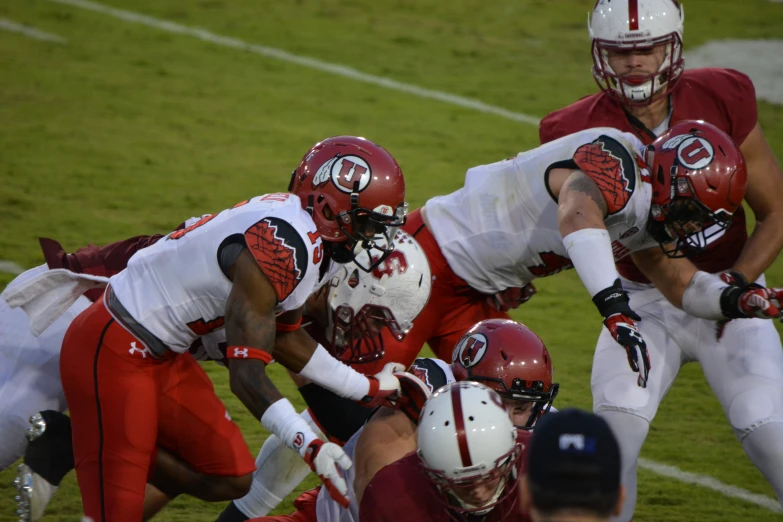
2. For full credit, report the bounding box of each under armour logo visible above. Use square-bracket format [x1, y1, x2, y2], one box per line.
[233, 347, 249, 358]
[128, 341, 151, 359]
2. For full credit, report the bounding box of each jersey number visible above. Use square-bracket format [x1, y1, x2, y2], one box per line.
[308, 231, 323, 264]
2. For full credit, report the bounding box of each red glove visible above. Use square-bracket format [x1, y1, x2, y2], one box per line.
[719, 271, 783, 320]
[485, 283, 536, 312]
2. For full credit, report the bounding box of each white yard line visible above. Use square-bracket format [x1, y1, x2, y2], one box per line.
[46, 0, 541, 126]
[20, 0, 783, 512]
[0, 18, 67, 43]
[0, 261, 25, 275]
[639, 458, 782, 512]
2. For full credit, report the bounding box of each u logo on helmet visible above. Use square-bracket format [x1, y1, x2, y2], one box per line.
[676, 137, 714, 170]
[454, 333, 488, 368]
[325, 155, 373, 193]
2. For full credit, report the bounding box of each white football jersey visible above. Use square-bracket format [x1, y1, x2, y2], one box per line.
[109, 193, 327, 353]
[425, 128, 658, 294]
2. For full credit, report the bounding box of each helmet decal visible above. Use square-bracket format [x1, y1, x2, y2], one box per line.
[454, 333, 488, 369]
[372, 249, 409, 279]
[675, 137, 714, 170]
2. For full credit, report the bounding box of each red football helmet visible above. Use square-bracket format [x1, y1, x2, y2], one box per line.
[646, 120, 748, 257]
[451, 319, 559, 430]
[289, 136, 408, 271]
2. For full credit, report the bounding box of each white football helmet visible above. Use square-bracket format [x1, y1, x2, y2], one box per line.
[324, 229, 432, 364]
[417, 381, 522, 517]
[589, 0, 684, 104]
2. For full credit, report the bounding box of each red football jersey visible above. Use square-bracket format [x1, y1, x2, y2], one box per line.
[539, 68, 757, 282]
[360, 431, 532, 522]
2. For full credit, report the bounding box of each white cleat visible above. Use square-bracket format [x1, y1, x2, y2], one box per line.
[15, 463, 58, 522]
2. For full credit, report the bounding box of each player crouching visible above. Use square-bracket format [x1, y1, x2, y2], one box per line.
[360, 381, 530, 521]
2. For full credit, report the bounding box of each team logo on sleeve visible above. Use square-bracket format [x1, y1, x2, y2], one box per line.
[245, 217, 309, 302]
[453, 333, 488, 369]
[573, 135, 637, 214]
[312, 155, 372, 193]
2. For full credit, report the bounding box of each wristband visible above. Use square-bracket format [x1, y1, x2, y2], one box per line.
[592, 279, 634, 319]
[260, 398, 318, 457]
[276, 318, 302, 333]
[225, 345, 274, 363]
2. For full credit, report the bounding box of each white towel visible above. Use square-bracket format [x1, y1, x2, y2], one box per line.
[1, 269, 109, 336]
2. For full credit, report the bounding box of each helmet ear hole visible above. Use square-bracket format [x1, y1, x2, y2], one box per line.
[347, 269, 360, 289]
[322, 204, 335, 221]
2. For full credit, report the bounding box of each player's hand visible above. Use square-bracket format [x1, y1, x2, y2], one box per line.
[721, 286, 783, 320]
[303, 439, 352, 508]
[391, 371, 431, 423]
[604, 311, 650, 388]
[485, 283, 536, 312]
[360, 362, 405, 408]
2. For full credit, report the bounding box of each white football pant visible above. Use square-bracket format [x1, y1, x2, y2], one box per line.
[591, 277, 783, 521]
[0, 265, 85, 469]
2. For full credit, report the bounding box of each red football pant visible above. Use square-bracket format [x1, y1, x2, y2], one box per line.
[356, 209, 510, 375]
[60, 297, 255, 522]
[249, 487, 319, 522]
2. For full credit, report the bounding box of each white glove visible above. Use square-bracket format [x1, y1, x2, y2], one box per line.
[359, 362, 405, 408]
[303, 439, 353, 508]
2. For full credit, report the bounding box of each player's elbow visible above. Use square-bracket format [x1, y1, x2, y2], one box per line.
[558, 204, 605, 237]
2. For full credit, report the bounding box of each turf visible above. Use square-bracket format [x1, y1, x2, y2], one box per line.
[1, 0, 782, 520]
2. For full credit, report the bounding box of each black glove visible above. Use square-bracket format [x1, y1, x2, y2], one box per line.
[593, 279, 651, 388]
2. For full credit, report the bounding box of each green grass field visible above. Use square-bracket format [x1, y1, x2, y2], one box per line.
[1, 0, 783, 520]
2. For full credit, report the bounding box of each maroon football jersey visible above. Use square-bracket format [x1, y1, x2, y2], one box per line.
[360, 431, 532, 522]
[539, 68, 757, 282]
[40, 235, 165, 301]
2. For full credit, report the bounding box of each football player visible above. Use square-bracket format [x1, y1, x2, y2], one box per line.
[368, 118, 781, 390]
[14, 136, 408, 522]
[229, 119, 783, 520]
[4, 228, 432, 521]
[539, 1, 783, 517]
[220, 229, 432, 521]
[248, 318, 558, 522]
[359, 381, 530, 522]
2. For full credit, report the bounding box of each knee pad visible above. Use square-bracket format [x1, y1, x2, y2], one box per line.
[728, 387, 783, 439]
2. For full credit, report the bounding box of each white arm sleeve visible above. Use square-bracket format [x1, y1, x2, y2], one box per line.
[682, 271, 728, 320]
[563, 228, 620, 297]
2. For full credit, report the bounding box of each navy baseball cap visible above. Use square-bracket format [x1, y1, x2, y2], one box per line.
[527, 408, 621, 496]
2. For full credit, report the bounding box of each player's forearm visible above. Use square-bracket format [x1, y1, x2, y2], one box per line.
[631, 249, 696, 309]
[272, 327, 317, 372]
[733, 216, 783, 282]
[228, 359, 283, 419]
